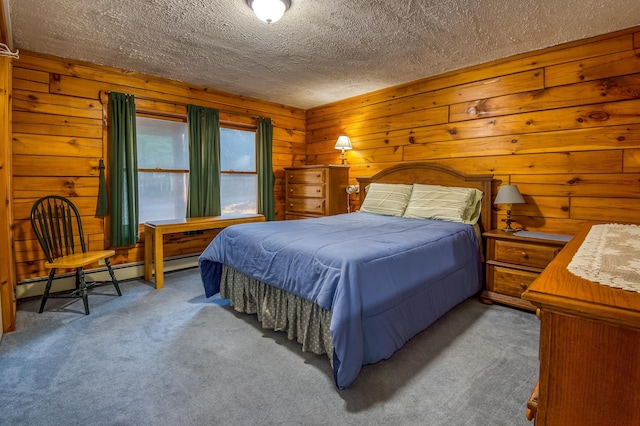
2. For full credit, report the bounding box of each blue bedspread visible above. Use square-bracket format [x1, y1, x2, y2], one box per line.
[199, 212, 482, 389]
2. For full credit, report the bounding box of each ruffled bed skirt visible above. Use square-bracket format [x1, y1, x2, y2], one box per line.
[220, 265, 334, 361]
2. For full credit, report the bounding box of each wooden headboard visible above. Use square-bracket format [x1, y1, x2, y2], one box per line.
[356, 162, 494, 233]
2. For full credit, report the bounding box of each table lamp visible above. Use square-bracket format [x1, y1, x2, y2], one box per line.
[334, 136, 352, 165]
[494, 185, 525, 232]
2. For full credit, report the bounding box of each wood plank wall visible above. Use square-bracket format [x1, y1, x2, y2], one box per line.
[1, 55, 15, 332]
[306, 27, 640, 235]
[11, 51, 306, 283]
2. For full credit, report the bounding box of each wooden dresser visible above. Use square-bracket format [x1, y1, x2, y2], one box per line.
[522, 222, 640, 425]
[482, 230, 569, 311]
[284, 165, 349, 220]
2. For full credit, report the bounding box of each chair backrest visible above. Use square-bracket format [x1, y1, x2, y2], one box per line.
[30, 196, 88, 263]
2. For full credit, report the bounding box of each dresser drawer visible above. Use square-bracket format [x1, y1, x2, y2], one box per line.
[288, 184, 325, 198]
[285, 213, 319, 220]
[494, 240, 560, 269]
[491, 265, 539, 298]
[287, 198, 325, 215]
[287, 169, 326, 184]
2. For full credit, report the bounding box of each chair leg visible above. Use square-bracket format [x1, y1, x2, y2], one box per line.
[38, 269, 56, 313]
[105, 258, 122, 296]
[75, 267, 81, 290]
[77, 267, 90, 315]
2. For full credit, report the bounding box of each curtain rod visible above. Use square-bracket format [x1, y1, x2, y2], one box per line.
[99, 90, 263, 121]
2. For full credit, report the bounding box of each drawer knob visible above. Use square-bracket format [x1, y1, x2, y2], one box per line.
[316, 189, 321, 193]
[521, 251, 529, 259]
[316, 174, 321, 178]
[520, 282, 528, 290]
[290, 203, 293, 207]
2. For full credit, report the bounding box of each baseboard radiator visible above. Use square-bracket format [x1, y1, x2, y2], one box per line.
[16, 255, 200, 299]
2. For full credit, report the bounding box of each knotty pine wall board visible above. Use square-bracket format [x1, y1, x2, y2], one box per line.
[545, 49, 640, 87]
[306, 35, 633, 123]
[623, 149, 640, 172]
[310, 98, 640, 160]
[450, 74, 640, 121]
[511, 173, 640, 198]
[12, 176, 99, 199]
[307, 26, 640, 235]
[11, 51, 305, 282]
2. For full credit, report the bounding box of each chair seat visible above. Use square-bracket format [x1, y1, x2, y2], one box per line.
[44, 250, 116, 269]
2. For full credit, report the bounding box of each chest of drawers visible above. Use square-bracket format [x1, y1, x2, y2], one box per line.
[284, 165, 349, 220]
[522, 222, 640, 425]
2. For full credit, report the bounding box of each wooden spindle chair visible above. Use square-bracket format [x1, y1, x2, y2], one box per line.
[30, 195, 122, 315]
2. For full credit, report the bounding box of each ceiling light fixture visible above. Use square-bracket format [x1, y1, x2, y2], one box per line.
[246, 0, 291, 24]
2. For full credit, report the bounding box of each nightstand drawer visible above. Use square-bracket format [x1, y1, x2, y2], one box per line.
[287, 169, 326, 184]
[491, 265, 539, 298]
[288, 184, 325, 198]
[494, 240, 560, 269]
[287, 198, 325, 215]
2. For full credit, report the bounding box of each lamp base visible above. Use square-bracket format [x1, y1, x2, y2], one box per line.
[501, 212, 517, 232]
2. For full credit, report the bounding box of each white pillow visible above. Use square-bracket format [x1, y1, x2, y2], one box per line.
[360, 183, 413, 217]
[403, 184, 483, 225]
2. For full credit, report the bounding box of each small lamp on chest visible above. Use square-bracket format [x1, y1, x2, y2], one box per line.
[334, 136, 352, 165]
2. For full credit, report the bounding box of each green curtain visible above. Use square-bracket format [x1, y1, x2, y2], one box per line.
[257, 117, 275, 221]
[95, 158, 108, 217]
[108, 92, 139, 246]
[187, 105, 220, 217]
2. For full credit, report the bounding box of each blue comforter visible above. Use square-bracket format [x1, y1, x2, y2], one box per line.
[199, 212, 482, 389]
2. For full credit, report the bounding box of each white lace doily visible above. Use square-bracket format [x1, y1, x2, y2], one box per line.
[567, 223, 640, 293]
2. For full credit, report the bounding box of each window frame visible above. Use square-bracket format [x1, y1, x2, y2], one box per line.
[219, 123, 259, 215]
[135, 113, 190, 224]
[134, 111, 259, 224]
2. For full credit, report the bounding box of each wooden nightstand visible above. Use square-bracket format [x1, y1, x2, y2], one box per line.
[481, 229, 571, 311]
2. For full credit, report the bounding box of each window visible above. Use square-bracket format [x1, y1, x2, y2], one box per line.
[137, 116, 189, 222]
[220, 127, 257, 214]
[136, 116, 257, 222]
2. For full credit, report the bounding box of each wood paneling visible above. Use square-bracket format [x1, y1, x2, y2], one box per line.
[306, 26, 640, 234]
[9, 26, 640, 287]
[1, 55, 15, 332]
[11, 52, 305, 282]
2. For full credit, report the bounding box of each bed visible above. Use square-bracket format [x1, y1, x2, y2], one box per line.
[199, 162, 493, 389]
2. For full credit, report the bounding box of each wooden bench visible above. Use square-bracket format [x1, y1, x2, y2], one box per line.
[143, 213, 265, 289]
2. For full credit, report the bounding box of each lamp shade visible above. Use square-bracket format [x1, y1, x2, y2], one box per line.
[334, 135, 352, 150]
[247, 0, 290, 24]
[494, 185, 525, 205]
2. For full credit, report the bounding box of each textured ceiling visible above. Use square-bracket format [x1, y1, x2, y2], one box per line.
[6, 0, 640, 109]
